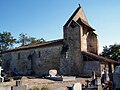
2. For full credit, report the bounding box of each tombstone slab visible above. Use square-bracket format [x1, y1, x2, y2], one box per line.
[73, 83, 82, 90]
[62, 76, 76, 81]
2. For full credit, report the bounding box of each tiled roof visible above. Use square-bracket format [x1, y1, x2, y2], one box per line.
[64, 6, 95, 31]
[82, 51, 118, 63]
[2, 39, 63, 53]
[64, 6, 81, 27]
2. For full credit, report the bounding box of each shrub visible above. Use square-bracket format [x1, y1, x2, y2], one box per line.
[32, 86, 40, 90]
[41, 86, 49, 90]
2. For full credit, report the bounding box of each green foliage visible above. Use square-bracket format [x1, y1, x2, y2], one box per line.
[18, 33, 45, 46]
[0, 31, 45, 51]
[29, 37, 45, 44]
[41, 86, 49, 90]
[18, 33, 30, 46]
[0, 32, 16, 51]
[32, 87, 40, 90]
[30, 86, 49, 90]
[100, 44, 120, 62]
[29, 86, 40, 90]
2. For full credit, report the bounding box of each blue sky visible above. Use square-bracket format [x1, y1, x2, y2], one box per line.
[0, 0, 120, 53]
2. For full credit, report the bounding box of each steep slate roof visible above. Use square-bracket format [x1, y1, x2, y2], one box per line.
[64, 5, 95, 30]
[2, 39, 63, 53]
[82, 51, 118, 63]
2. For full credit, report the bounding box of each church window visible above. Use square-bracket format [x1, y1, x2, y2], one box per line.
[61, 45, 69, 58]
[61, 45, 69, 54]
[28, 54, 32, 60]
[18, 53, 20, 59]
[66, 52, 68, 58]
[38, 51, 41, 58]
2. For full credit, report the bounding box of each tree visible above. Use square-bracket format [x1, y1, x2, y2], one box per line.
[18, 33, 45, 46]
[18, 33, 30, 46]
[0, 32, 16, 51]
[29, 37, 45, 44]
[100, 44, 120, 62]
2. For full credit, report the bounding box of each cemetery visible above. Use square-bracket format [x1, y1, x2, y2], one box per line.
[0, 67, 119, 90]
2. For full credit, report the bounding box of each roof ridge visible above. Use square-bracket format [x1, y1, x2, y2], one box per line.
[82, 51, 118, 63]
[64, 6, 81, 27]
[2, 39, 63, 53]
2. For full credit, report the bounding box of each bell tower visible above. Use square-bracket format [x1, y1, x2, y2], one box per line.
[60, 5, 98, 75]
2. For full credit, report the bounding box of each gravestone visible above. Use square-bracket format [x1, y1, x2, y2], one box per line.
[0, 86, 11, 90]
[46, 70, 76, 81]
[72, 83, 82, 90]
[95, 78, 101, 86]
[11, 80, 27, 90]
[0, 66, 3, 77]
[49, 69, 57, 77]
[0, 66, 4, 82]
[16, 80, 22, 86]
[62, 76, 76, 81]
[11, 85, 27, 90]
[113, 66, 120, 89]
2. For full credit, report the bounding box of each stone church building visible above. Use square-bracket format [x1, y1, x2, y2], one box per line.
[1, 5, 117, 77]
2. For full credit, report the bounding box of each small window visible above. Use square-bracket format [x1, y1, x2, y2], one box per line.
[28, 54, 32, 60]
[18, 53, 20, 59]
[38, 51, 41, 58]
[66, 52, 68, 59]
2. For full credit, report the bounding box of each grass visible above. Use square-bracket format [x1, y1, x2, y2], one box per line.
[41, 86, 49, 90]
[29, 86, 40, 90]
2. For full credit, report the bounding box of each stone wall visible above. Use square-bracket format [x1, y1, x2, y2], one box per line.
[87, 32, 98, 54]
[2, 45, 63, 76]
[1, 52, 12, 73]
[62, 21, 98, 76]
[81, 26, 98, 54]
[61, 25, 83, 76]
[81, 26, 88, 52]
[33, 45, 62, 76]
[113, 73, 120, 89]
[83, 61, 101, 76]
[2, 24, 98, 77]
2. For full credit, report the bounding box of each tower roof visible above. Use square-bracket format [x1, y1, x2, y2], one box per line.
[64, 5, 94, 30]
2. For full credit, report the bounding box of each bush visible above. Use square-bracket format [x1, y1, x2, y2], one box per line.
[29, 86, 49, 90]
[32, 86, 40, 90]
[41, 86, 49, 90]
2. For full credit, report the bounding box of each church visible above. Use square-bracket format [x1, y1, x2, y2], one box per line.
[1, 5, 117, 77]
